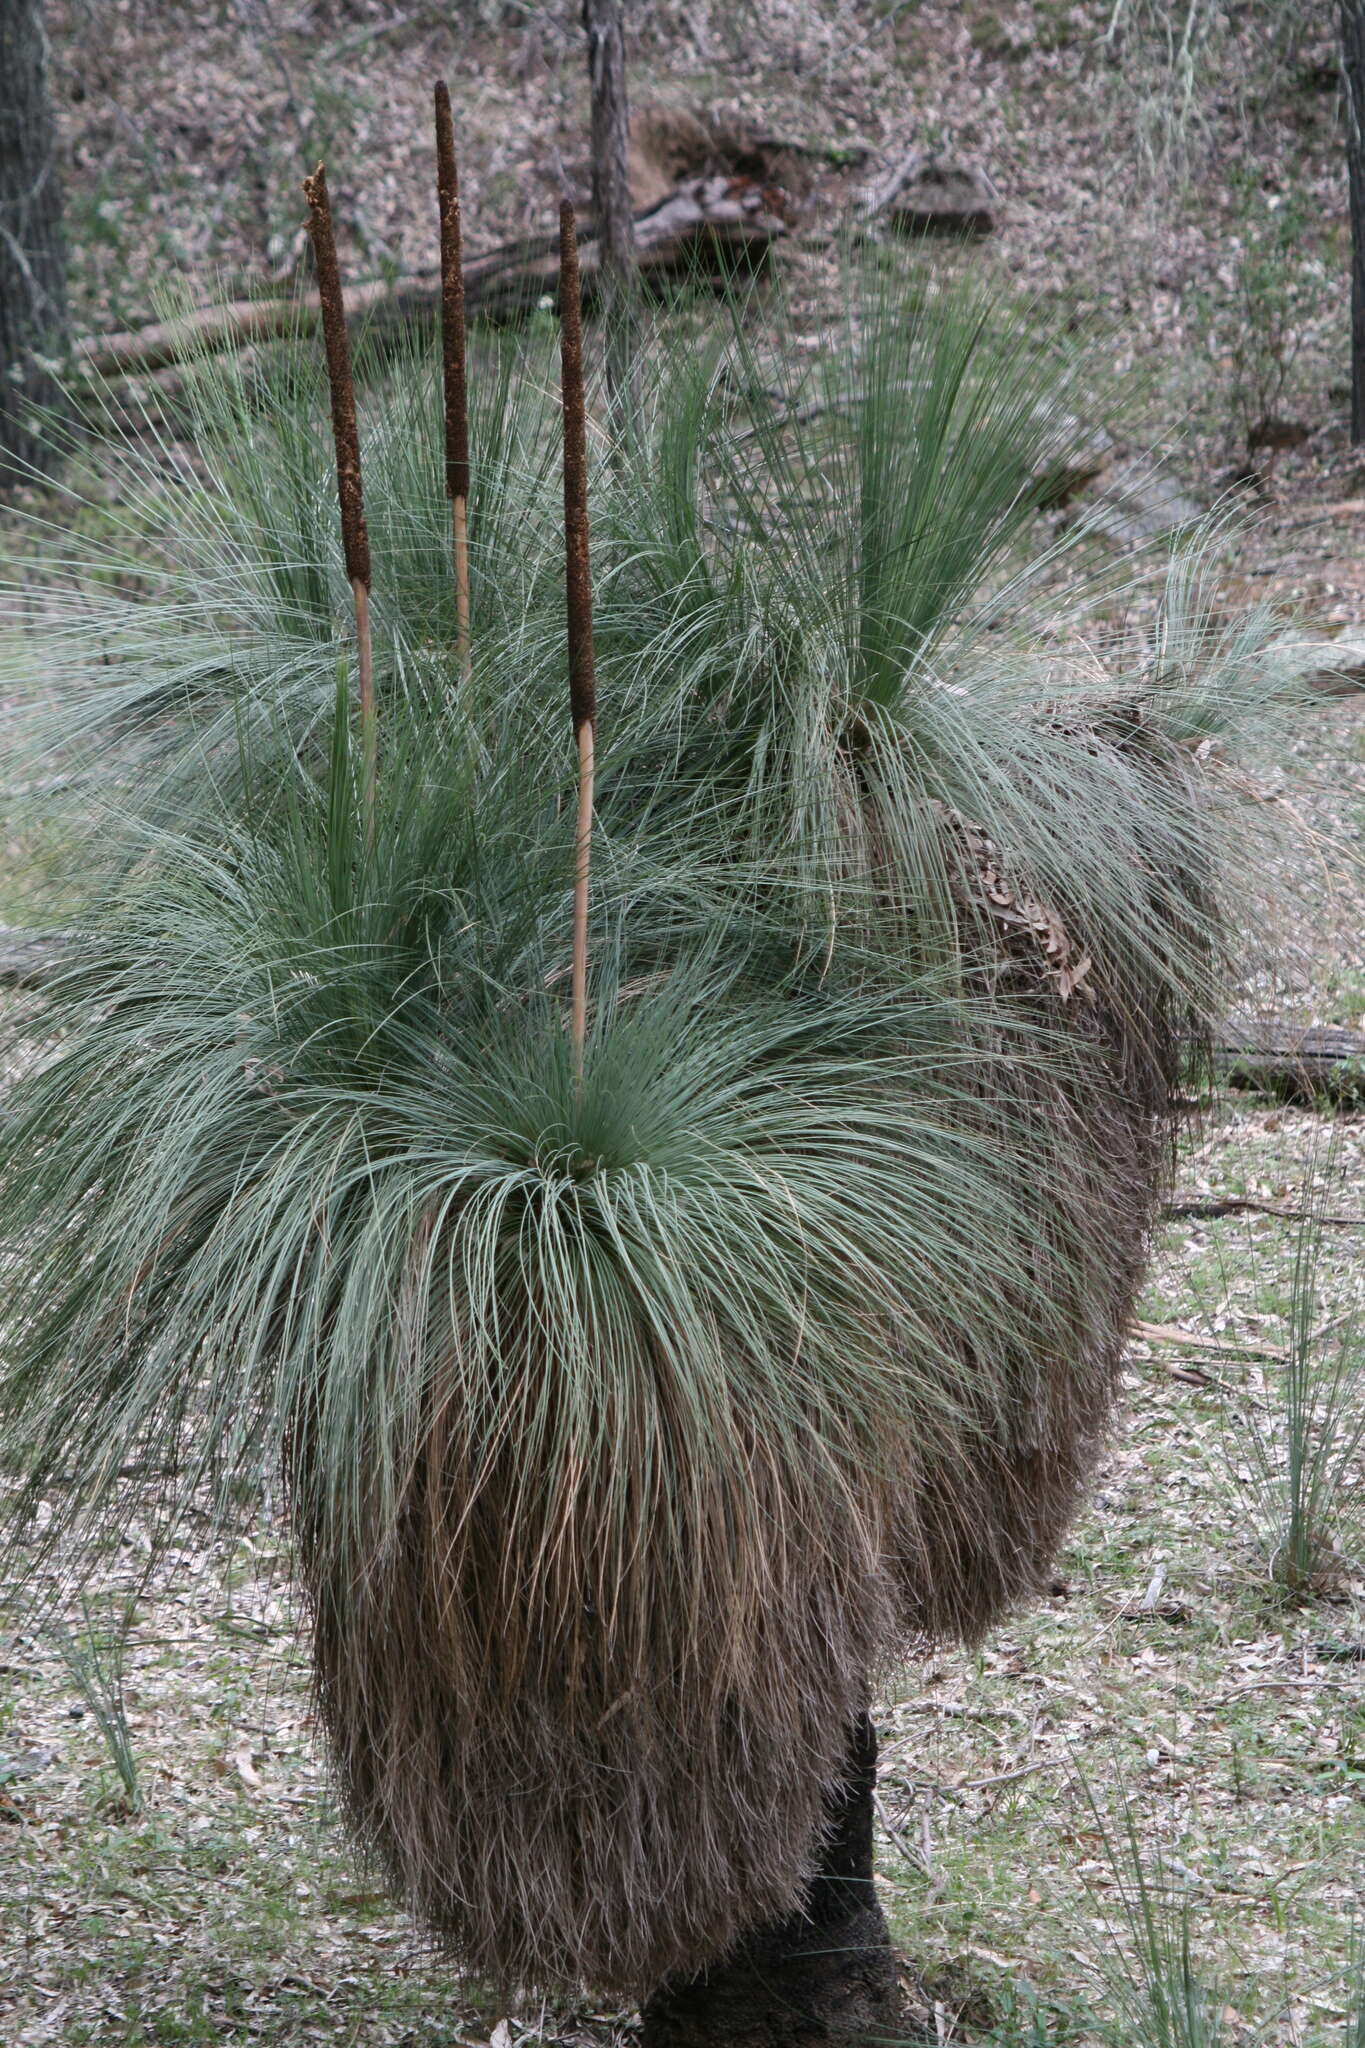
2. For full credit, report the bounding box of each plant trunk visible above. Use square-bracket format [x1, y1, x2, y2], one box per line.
[640, 1716, 917, 2048]
[1344, 2, 1365, 443]
[582, 0, 637, 429]
[0, 0, 68, 484]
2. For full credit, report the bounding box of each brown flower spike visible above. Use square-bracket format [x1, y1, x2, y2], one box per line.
[559, 201, 596, 1073]
[434, 81, 471, 677]
[302, 164, 371, 594]
[559, 201, 596, 740]
[302, 161, 376, 832]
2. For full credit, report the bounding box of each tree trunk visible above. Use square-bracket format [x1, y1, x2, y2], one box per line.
[0, 0, 68, 484]
[640, 1716, 917, 2048]
[582, 0, 637, 428]
[1343, 3, 1365, 443]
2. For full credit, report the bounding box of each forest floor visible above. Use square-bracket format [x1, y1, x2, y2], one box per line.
[3, 3, 1365, 2044]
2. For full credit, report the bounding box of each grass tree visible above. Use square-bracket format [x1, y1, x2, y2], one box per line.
[0, 106, 1308, 2048]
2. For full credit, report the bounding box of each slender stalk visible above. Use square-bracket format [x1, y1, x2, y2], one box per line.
[302, 162, 376, 838]
[434, 80, 471, 676]
[559, 200, 597, 1078]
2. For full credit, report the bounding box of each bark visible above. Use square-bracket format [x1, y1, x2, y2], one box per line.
[640, 1716, 918, 2048]
[1344, 3, 1365, 443]
[582, 0, 638, 427]
[0, 0, 68, 482]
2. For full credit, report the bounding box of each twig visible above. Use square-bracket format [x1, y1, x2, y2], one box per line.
[1163, 1196, 1365, 1226]
[1131, 1318, 1285, 1360]
[1213, 1678, 1362, 1702]
[871, 1790, 927, 1867]
[434, 81, 471, 683]
[302, 162, 376, 840]
[930, 1757, 1059, 1796]
[559, 201, 597, 1080]
[885, 1757, 1060, 1803]
[887, 1699, 1031, 1726]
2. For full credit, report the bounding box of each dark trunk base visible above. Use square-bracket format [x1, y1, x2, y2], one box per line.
[640, 1716, 923, 2048]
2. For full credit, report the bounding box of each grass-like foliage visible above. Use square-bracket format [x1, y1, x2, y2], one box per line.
[1223, 1164, 1365, 1599]
[0, 315, 560, 830]
[0, 268, 1305, 1993]
[48, 1593, 142, 1816]
[1348, 1924, 1365, 2048]
[1082, 1783, 1228, 2048]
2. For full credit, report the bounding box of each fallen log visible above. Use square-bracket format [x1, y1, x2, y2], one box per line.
[73, 177, 789, 382]
[1210, 1015, 1365, 1103]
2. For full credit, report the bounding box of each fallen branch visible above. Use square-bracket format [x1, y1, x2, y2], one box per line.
[72, 177, 789, 382]
[1163, 1195, 1365, 1226]
[1131, 1319, 1284, 1360]
[1210, 1015, 1365, 1103]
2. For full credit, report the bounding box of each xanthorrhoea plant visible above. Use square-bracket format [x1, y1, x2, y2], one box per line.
[1, 669, 1143, 1979]
[567, 287, 1294, 1019]
[0, 203, 1309, 2012]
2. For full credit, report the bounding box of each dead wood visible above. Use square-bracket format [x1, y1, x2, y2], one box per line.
[72, 178, 788, 382]
[1162, 1195, 1365, 1225]
[1211, 1015, 1365, 1102]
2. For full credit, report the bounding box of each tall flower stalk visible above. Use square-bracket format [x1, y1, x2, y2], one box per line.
[434, 81, 471, 681]
[302, 162, 376, 837]
[559, 200, 597, 1076]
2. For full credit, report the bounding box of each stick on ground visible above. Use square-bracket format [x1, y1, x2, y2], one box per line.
[302, 162, 377, 835]
[434, 81, 471, 681]
[559, 200, 596, 1078]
